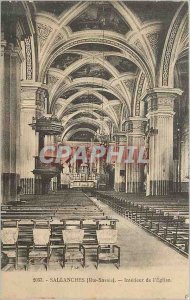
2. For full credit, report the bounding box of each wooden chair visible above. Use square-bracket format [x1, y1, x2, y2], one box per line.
[1, 227, 19, 269]
[96, 229, 120, 269]
[1, 219, 19, 229]
[62, 229, 85, 268]
[27, 228, 51, 270]
[32, 220, 51, 229]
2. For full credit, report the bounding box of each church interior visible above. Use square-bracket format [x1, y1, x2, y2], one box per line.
[1, 1, 189, 274]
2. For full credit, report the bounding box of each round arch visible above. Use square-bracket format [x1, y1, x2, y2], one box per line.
[64, 128, 98, 141]
[39, 36, 154, 87]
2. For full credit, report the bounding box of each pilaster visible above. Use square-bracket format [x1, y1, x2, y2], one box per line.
[113, 133, 127, 192]
[125, 117, 147, 193]
[1, 43, 23, 202]
[143, 88, 183, 195]
[20, 83, 40, 179]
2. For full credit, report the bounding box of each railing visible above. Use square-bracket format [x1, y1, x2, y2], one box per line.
[29, 116, 63, 135]
[20, 177, 58, 195]
[20, 178, 36, 194]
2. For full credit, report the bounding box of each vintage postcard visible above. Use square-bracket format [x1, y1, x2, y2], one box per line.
[1, 0, 189, 299]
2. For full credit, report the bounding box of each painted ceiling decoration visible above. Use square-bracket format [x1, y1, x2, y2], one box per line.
[51, 53, 82, 71]
[61, 107, 79, 117]
[94, 110, 108, 117]
[34, 1, 78, 17]
[66, 122, 99, 132]
[105, 56, 138, 73]
[124, 1, 180, 24]
[70, 63, 113, 80]
[96, 90, 118, 100]
[72, 94, 103, 105]
[31, 1, 188, 142]
[70, 43, 122, 53]
[60, 89, 79, 99]
[71, 112, 97, 120]
[69, 131, 95, 141]
[69, 3, 131, 34]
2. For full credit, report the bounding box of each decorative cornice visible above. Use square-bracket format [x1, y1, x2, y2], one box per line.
[21, 81, 43, 89]
[125, 117, 147, 136]
[147, 111, 175, 118]
[142, 88, 183, 116]
[129, 117, 147, 122]
[4, 43, 24, 63]
[141, 87, 183, 102]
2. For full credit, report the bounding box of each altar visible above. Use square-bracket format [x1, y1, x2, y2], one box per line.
[70, 180, 97, 189]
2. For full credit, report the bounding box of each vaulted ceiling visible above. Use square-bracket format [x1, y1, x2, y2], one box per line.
[32, 1, 188, 142]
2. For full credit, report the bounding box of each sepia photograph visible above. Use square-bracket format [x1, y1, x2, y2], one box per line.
[0, 0, 189, 299]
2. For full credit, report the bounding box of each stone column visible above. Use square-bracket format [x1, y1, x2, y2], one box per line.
[96, 157, 100, 173]
[114, 162, 120, 192]
[180, 126, 189, 192]
[20, 83, 40, 183]
[126, 117, 147, 193]
[113, 134, 127, 192]
[1, 42, 23, 203]
[144, 88, 183, 195]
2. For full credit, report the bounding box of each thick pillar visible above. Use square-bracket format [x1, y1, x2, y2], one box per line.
[96, 157, 100, 174]
[144, 88, 183, 195]
[126, 117, 147, 193]
[20, 83, 41, 194]
[114, 162, 120, 192]
[180, 126, 189, 192]
[113, 134, 127, 192]
[1, 42, 23, 203]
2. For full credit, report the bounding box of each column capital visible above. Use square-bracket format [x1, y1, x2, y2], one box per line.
[113, 132, 127, 143]
[21, 82, 48, 113]
[126, 117, 147, 137]
[21, 83, 39, 110]
[21, 80, 43, 89]
[142, 88, 183, 115]
[21, 81, 38, 106]
[142, 87, 183, 100]
[143, 88, 183, 117]
[21, 81, 47, 90]
[128, 116, 147, 122]
[4, 42, 24, 63]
